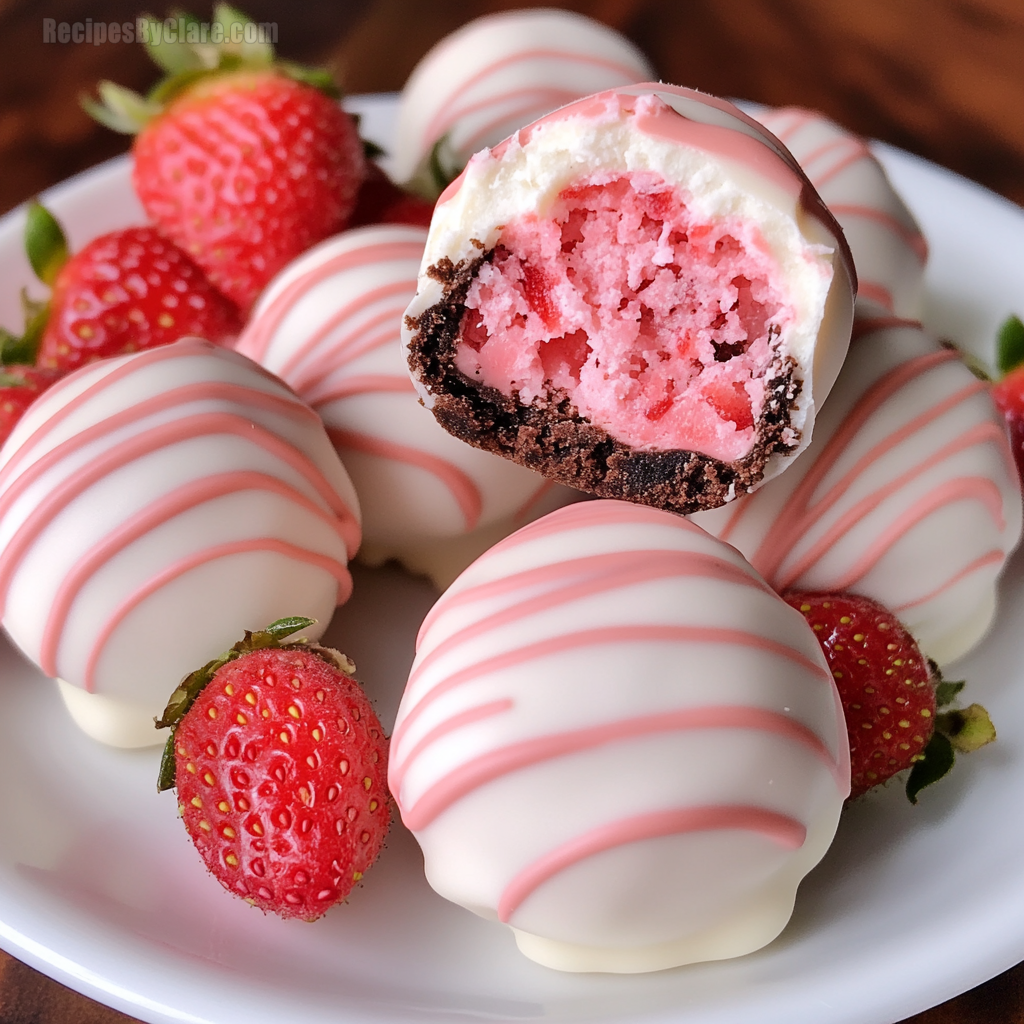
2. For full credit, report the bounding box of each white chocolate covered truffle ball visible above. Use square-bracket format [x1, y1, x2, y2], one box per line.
[235, 225, 579, 588]
[754, 106, 927, 318]
[390, 499, 849, 972]
[692, 310, 1022, 664]
[404, 85, 856, 514]
[0, 339, 361, 745]
[392, 9, 655, 186]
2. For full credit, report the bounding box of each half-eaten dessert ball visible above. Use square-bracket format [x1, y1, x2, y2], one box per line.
[404, 84, 856, 514]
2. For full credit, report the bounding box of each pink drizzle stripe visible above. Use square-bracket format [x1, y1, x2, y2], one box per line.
[828, 203, 929, 263]
[857, 282, 895, 311]
[279, 283, 415, 386]
[390, 698, 513, 796]
[789, 476, 1005, 594]
[409, 550, 775, 697]
[395, 705, 840, 827]
[894, 550, 1006, 612]
[773, 424, 1007, 591]
[496, 806, 806, 923]
[510, 479, 558, 525]
[0, 411, 360, 616]
[291, 319, 408, 397]
[457, 89, 583, 152]
[39, 471, 348, 677]
[759, 108, 815, 143]
[396, 625, 832, 757]
[0, 381, 332, 520]
[236, 242, 425, 363]
[425, 48, 646, 142]
[481, 500, 701, 563]
[0, 342, 306, 490]
[851, 317, 923, 341]
[83, 539, 353, 692]
[806, 140, 873, 188]
[313, 374, 417, 405]
[732, 350, 959, 566]
[328, 427, 483, 532]
[754, 377, 990, 573]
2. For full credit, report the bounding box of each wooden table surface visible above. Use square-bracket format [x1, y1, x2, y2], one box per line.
[1, 1, 1022, 1021]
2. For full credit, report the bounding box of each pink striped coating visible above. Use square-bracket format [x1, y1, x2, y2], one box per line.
[38, 471, 350, 678]
[392, 499, 847, 953]
[694, 319, 1021, 661]
[238, 226, 562, 544]
[395, 623, 832, 761]
[328, 427, 483, 532]
[396, 704, 841, 831]
[756, 106, 927, 317]
[0, 410, 356, 618]
[497, 805, 806, 923]
[424, 48, 649, 145]
[0, 340, 360, 697]
[235, 241, 425, 364]
[83, 537, 353, 693]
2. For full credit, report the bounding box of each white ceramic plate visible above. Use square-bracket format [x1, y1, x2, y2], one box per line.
[1, 94, 1023, 1024]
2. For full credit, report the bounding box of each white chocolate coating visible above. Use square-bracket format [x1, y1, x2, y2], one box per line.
[404, 85, 856, 493]
[692, 311, 1023, 664]
[392, 9, 655, 184]
[235, 225, 580, 573]
[0, 339, 361, 743]
[754, 106, 927, 318]
[390, 500, 849, 972]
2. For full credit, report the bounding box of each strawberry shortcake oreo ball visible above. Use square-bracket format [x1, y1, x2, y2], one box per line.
[390, 500, 849, 973]
[693, 309, 1023, 665]
[754, 107, 927, 318]
[392, 9, 655, 187]
[404, 84, 857, 516]
[235, 225, 580, 589]
[0, 339, 361, 747]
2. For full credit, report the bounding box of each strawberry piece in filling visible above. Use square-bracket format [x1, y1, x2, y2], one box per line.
[455, 173, 794, 463]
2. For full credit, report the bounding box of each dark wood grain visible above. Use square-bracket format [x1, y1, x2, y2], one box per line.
[0, 1, 1022, 1021]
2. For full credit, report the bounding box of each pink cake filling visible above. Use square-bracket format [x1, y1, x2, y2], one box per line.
[455, 173, 796, 462]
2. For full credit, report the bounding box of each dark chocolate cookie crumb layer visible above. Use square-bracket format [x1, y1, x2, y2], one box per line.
[406, 252, 803, 516]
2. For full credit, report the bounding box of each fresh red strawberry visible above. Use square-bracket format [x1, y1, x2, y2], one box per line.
[37, 224, 241, 373]
[157, 618, 390, 921]
[348, 163, 435, 230]
[85, 7, 366, 311]
[991, 314, 1024, 483]
[786, 592, 995, 802]
[0, 365, 62, 446]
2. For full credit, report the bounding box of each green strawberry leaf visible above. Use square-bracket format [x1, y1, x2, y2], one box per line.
[934, 678, 965, 707]
[260, 616, 317, 643]
[81, 81, 162, 134]
[24, 201, 68, 286]
[997, 315, 1024, 377]
[906, 730, 955, 804]
[155, 616, 317, 791]
[214, 3, 274, 67]
[139, 13, 206, 74]
[277, 60, 341, 99]
[0, 288, 50, 366]
[937, 703, 997, 754]
[146, 67, 218, 106]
